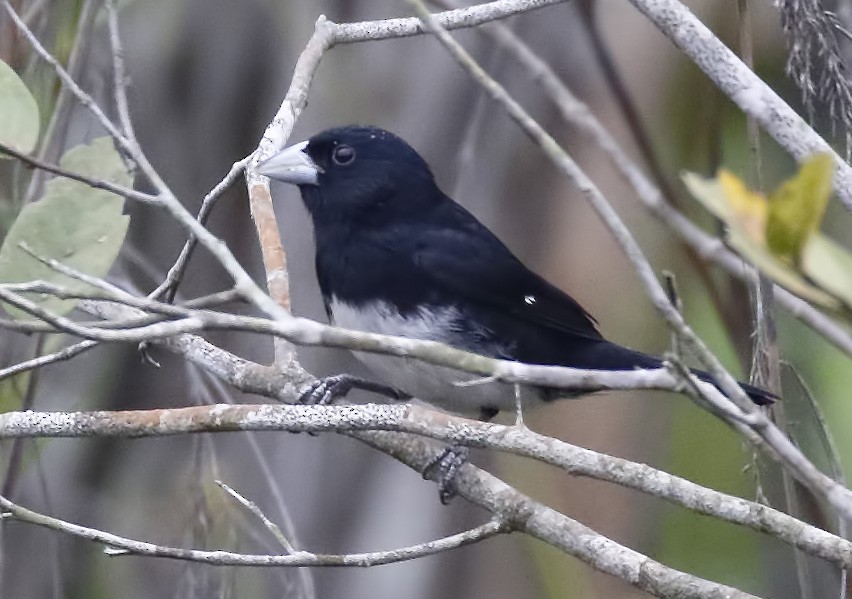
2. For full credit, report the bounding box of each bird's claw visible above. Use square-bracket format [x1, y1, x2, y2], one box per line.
[423, 444, 470, 504]
[298, 374, 358, 405]
[298, 374, 409, 405]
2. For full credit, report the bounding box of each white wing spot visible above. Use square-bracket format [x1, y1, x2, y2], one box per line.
[524, 295, 536, 305]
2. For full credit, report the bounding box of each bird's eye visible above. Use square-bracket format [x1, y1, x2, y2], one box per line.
[332, 144, 356, 165]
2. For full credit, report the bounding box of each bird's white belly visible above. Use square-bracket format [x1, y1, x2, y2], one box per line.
[329, 298, 541, 415]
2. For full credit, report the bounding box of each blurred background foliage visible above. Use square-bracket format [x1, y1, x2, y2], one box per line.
[0, 1, 850, 597]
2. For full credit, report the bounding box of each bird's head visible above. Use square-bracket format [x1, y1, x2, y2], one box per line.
[259, 125, 439, 226]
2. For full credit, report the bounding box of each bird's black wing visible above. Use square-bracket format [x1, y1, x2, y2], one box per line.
[410, 213, 603, 342]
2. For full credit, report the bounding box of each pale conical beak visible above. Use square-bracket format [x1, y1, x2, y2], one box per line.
[257, 140, 321, 185]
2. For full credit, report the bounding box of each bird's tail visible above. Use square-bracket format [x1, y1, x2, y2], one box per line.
[691, 368, 776, 405]
[578, 342, 775, 406]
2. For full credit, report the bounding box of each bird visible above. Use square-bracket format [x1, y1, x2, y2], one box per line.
[258, 124, 774, 416]
[259, 125, 774, 502]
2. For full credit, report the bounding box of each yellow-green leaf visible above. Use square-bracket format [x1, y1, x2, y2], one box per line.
[0, 58, 40, 156]
[0, 137, 131, 318]
[766, 153, 834, 265]
[682, 170, 767, 244]
[682, 169, 841, 311]
[717, 170, 767, 244]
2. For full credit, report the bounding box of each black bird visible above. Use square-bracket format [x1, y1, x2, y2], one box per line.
[259, 125, 774, 417]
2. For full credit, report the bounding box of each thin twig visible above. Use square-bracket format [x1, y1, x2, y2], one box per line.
[0, 317, 59, 334]
[106, 0, 138, 145]
[246, 17, 336, 365]
[577, 1, 682, 209]
[0, 142, 158, 205]
[736, 4, 810, 597]
[0, 282, 189, 320]
[332, 0, 569, 44]
[0, 490, 507, 567]
[150, 154, 254, 303]
[0, 340, 98, 382]
[215, 481, 295, 553]
[181, 289, 242, 310]
[18, 242, 135, 298]
[188, 365, 310, 591]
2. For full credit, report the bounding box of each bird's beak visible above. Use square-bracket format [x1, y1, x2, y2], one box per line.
[257, 140, 321, 186]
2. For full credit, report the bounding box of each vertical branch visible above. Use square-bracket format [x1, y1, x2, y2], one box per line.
[248, 181, 290, 315]
[149, 155, 253, 303]
[735, 0, 780, 399]
[738, 5, 817, 597]
[245, 17, 334, 367]
[106, 0, 138, 149]
[735, 2, 779, 396]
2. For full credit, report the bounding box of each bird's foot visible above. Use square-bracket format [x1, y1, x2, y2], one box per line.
[138, 341, 160, 368]
[422, 444, 470, 504]
[298, 374, 409, 405]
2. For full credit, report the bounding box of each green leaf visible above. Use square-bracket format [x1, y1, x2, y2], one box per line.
[0, 137, 131, 318]
[0, 58, 40, 155]
[766, 153, 834, 265]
